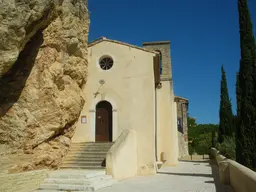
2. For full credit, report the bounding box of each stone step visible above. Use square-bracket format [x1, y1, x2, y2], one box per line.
[69, 145, 111, 149]
[39, 179, 115, 191]
[35, 190, 87, 192]
[36, 190, 84, 192]
[63, 156, 106, 162]
[64, 155, 106, 159]
[67, 149, 110, 153]
[62, 161, 103, 166]
[36, 190, 88, 192]
[61, 165, 104, 169]
[67, 148, 109, 151]
[60, 165, 105, 169]
[64, 156, 105, 161]
[47, 170, 105, 179]
[71, 143, 113, 146]
[70, 144, 111, 147]
[65, 151, 108, 155]
[68, 149, 110, 153]
[68, 146, 110, 150]
[64, 154, 107, 159]
[67, 154, 106, 157]
[70, 146, 111, 148]
[70, 143, 112, 146]
[66, 154, 106, 158]
[62, 159, 104, 164]
[39, 183, 88, 191]
[92, 179, 117, 191]
[44, 175, 112, 185]
[64, 156, 106, 160]
[70, 144, 113, 147]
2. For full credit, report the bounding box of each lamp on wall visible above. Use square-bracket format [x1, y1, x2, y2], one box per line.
[99, 79, 105, 85]
[157, 82, 162, 89]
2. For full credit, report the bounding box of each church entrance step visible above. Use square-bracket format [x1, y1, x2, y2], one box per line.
[63, 156, 105, 161]
[35, 170, 117, 191]
[59, 165, 105, 169]
[61, 161, 104, 167]
[60, 142, 113, 170]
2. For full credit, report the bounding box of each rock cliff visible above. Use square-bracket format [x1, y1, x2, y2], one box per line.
[0, 0, 89, 172]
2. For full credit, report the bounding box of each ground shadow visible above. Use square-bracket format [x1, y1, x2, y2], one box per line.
[205, 180, 215, 184]
[159, 159, 233, 192]
[158, 172, 213, 178]
[101, 159, 106, 167]
[179, 160, 209, 163]
[0, 30, 43, 117]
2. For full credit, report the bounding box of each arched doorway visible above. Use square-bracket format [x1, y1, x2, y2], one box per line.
[95, 101, 113, 142]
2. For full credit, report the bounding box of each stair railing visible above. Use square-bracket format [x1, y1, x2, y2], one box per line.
[106, 129, 138, 180]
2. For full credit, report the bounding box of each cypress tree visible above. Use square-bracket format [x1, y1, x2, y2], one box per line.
[218, 65, 233, 143]
[236, 72, 242, 163]
[236, 0, 256, 170]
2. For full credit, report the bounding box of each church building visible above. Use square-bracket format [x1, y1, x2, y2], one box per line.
[71, 37, 188, 178]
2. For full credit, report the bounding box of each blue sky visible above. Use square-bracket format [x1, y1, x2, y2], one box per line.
[88, 0, 256, 124]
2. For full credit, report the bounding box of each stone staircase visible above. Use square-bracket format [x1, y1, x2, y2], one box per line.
[35, 142, 116, 191]
[60, 142, 113, 169]
[35, 169, 117, 191]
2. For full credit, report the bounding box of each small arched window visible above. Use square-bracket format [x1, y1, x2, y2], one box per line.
[155, 50, 163, 74]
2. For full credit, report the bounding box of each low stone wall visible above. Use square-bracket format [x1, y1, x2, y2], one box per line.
[106, 129, 137, 180]
[211, 148, 256, 192]
[0, 169, 48, 192]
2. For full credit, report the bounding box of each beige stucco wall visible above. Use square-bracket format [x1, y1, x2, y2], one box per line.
[156, 81, 178, 166]
[72, 41, 156, 175]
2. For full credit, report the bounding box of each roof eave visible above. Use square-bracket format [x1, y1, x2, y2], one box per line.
[88, 37, 159, 54]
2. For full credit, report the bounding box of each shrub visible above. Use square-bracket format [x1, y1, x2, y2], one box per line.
[211, 130, 217, 148]
[219, 136, 236, 160]
[215, 142, 221, 151]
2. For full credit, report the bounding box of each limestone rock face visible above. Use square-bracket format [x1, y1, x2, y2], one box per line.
[0, 0, 89, 172]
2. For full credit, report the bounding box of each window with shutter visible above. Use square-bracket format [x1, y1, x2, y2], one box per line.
[153, 54, 160, 88]
[178, 117, 184, 133]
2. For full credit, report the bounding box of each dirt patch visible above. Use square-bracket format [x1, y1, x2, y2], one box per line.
[0, 145, 33, 175]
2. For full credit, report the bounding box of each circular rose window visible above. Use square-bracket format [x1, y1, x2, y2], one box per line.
[99, 56, 113, 70]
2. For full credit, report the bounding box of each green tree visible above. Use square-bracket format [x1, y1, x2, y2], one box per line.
[211, 128, 216, 148]
[187, 116, 196, 129]
[187, 115, 197, 159]
[236, 0, 256, 170]
[219, 65, 233, 143]
[219, 136, 236, 160]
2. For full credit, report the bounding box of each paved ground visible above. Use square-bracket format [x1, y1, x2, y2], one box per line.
[99, 160, 233, 192]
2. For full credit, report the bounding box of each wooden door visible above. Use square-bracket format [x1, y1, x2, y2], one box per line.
[96, 108, 110, 142]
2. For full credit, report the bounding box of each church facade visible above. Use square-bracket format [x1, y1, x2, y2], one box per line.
[72, 37, 187, 176]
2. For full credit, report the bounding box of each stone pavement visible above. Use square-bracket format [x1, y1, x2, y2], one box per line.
[98, 160, 233, 192]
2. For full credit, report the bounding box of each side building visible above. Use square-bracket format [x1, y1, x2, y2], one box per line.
[175, 96, 189, 158]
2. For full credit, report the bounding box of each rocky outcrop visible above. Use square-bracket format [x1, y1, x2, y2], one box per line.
[0, 0, 89, 172]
